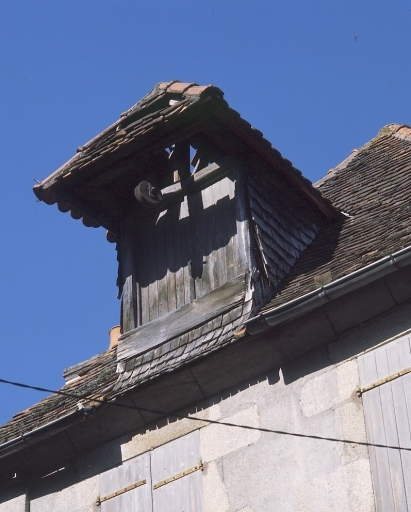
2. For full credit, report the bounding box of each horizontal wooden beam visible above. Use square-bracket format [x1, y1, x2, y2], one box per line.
[117, 274, 246, 361]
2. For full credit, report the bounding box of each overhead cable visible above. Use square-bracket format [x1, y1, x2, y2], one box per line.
[0, 377, 409, 452]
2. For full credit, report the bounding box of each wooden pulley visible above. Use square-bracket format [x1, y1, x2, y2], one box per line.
[134, 181, 163, 208]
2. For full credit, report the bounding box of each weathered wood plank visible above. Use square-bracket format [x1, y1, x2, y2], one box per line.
[212, 177, 236, 289]
[153, 471, 202, 512]
[189, 189, 205, 299]
[358, 343, 411, 512]
[158, 159, 233, 209]
[359, 351, 395, 511]
[181, 196, 195, 305]
[100, 452, 152, 512]
[375, 348, 408, 511]
[127, 160, 250, 330]
[213, 179, 227, 287]
[387, 338, 411, 510]
[122, 275, 135, 333]
[151, 430, 200, 483]
[169, 142, 191, 182]
[368, 390, 395, 512]
[210, 180, 221, 290]
[152, 431, 202, 512]
[155, 210, 169, 318]
[146, 216, 159, 323]
[133, 225, 145, 328]
[200, 185, 214, 296]
[234, 167, 250, 276]
[173, 200, 186, 310]
[120, 224, 137, 333]
[220, 175, 237, 282]
[139, 253, 150, 325]
[361, 390, 383, 512]
[164, 204, 179, 312]
[118, 274, 246, 361]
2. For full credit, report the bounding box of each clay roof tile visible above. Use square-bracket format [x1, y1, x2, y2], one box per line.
[166, 81, 198, 93]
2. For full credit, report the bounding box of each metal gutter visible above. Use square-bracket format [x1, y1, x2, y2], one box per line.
[245, 245, 411, 335]
[0, 405, 95, 462]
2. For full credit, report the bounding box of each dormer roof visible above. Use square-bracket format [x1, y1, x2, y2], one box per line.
[33, 80, 337, 233]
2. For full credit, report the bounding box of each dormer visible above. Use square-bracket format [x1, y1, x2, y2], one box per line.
[34, 81, 338, 362]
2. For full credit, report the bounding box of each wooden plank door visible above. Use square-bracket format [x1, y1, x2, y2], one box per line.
[99, 452, 152, 512]
[151, 431, 203, 512]
[359, 335, 411, 511]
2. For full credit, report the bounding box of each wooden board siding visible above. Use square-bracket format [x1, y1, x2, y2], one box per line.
[99, 431, 202, 512]
[120, 226, 138, 334]
[359, 335, 411, 512]
[132, 171, 246, 327]
[152, 431, 203, 512]
[117, 274, 245, 361]
[247, 172, 319, 289]
[153, 472, 202, 512]
[115, 298, 251, 391]
[100, 452, 152, 512]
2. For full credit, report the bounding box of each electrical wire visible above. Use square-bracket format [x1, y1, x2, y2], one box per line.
[0, 377, 410, 452]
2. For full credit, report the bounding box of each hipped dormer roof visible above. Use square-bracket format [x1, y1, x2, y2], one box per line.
[33, 80, 337, 234]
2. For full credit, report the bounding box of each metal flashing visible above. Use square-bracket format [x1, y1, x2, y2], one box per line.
[245, 245, 411, 335]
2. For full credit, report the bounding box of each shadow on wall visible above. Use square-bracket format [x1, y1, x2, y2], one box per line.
[281, 299, 411, 385]
[25, 366, 280, 502]
[135, 193, 238, 285]
[17, 300, 411, 502]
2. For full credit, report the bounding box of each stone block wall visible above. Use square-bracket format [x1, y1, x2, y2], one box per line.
[3, 301, 411, 511]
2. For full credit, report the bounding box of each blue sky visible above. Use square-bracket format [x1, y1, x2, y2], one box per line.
[1, 1, 410, 423]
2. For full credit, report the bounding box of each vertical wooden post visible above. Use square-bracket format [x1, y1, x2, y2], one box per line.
[170, 143, 191, 183]
[120, 221, 137, 333]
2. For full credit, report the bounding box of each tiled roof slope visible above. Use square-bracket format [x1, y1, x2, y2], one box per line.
[0, 348, 117, 445]
[34, 81, 223, 197]
[0, 301, 252, 446]
[1, 123, 409, 448]
[263, 124, 411, 311]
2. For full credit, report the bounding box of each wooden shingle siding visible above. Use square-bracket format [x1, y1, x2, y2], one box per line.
[247, 172, 319, 289]
[359, 335, 411, 511]
[115, 298, 251, 391]
[133, 172, 245, 328]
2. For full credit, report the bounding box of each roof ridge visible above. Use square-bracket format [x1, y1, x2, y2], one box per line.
[377, 123, 411, 140]
[315, 123, 411, 188]
[158, 80, 224, 99]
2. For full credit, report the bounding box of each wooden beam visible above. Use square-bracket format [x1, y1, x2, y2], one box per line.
[117, 274, 246, 361]
[170, 142, 191, 182]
